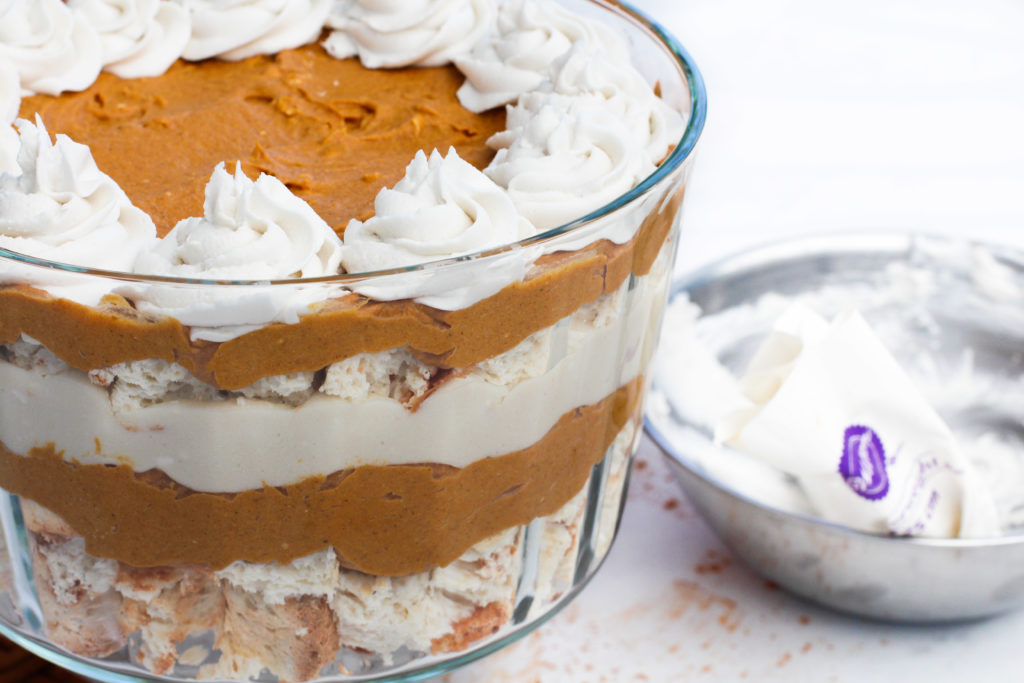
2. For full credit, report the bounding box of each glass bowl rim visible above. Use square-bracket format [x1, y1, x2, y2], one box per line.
[0, 0, 707, 288]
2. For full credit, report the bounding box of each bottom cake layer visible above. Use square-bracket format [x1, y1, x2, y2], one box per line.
[3, 420, 637, 683]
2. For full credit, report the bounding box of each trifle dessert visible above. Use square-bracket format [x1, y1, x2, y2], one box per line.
[0, 0, 704, 681]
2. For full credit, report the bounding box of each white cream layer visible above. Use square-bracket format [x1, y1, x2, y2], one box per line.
[0, 255, 671, 493]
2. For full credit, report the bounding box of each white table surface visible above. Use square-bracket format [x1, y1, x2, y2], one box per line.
[444, 1, 1024, 681]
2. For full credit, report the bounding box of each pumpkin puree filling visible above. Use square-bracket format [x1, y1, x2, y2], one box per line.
[19, 43, 505, 236]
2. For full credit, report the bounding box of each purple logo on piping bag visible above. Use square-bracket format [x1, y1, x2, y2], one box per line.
[839, 425, 889, 500]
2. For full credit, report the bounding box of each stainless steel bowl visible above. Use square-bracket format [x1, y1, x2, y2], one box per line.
[646, 232, 1024, 623]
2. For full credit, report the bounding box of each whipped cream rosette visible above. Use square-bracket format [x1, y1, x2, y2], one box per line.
[181, 0, 332, 61]
[717, 304, 1001, 538]
[0, 117, 157, 303]
[69, 0, 190, 78]
[130, 162, 343, 341]
[504, 43, 685, 165]
[482, 41, 681, 245]
[485, 102, 651, 232]
[341, 147, 538, 308]
[324, 0, 495, 68]
[0, 0, 103, 96]
[454, 0, 628, 113]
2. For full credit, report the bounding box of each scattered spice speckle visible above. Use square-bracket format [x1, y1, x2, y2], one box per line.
[777, 652, 792, 667]
[798, 615, 811, 625]
[695, 549, 732, 575]
[667, 580, 742, 632]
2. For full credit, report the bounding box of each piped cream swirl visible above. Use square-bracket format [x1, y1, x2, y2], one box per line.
[454, 0, 627, 113]
[0, 0, 103, 96]
[136, 163, 342, 281]
[130, 162, 343, 340]
[181, 0, 332, 62]
[480, 41, 682, 233]
[485, 103, 651, 232]
[324, 0, 495, 68]
[0, 117, 157, 302]
[544, 44, 684, 163]
[494, 44, 685, 167]
[341, 148, 537, 309]
[70, 0, 191, 79]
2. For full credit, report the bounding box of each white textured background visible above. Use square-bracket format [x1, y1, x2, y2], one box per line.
[659, 0, 1024, 273]
[445, 1, 1024, 681]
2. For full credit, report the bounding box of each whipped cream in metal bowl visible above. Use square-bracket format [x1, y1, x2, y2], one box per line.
[651, 233, 1024, 538]
[0, 0, 688, 339]
[648, 233, 1024, 622]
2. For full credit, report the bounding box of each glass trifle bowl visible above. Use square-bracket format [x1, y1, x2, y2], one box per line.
[0, 1, 705, 681]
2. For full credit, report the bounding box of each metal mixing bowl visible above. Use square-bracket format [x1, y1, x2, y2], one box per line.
[646, 232, 1024, 623]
